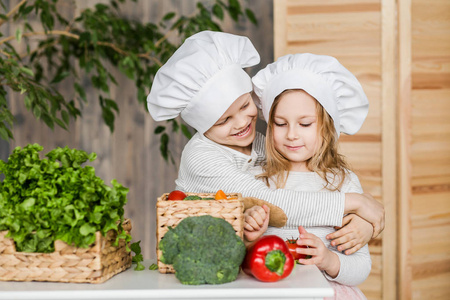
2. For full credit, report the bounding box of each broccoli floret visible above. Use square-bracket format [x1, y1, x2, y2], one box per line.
[159, 215, 246, 285]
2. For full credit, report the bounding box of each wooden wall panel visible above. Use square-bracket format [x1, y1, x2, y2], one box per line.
[398, 0, 413, 297]
[409, 0, 450, 299]
[274, 1, 384, 299]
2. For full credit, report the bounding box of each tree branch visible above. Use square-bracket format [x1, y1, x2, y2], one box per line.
[0, 49, 11, 58]
[0, 30, 162, 66]
[138, 53, 162, 66]
[0, 30, 79, 45]
[0, 0, 27, 27]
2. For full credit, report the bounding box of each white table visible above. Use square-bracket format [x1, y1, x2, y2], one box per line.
[0, 260, 334, 300]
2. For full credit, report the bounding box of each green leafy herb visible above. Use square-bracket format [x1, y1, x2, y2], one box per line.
[149, 263, 158, 270]
[183, 195, 203, 200]
[131, 241, 145, 271]
[0, 144, 131, 253]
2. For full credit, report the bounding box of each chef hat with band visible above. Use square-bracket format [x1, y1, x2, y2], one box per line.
[147, 31, 260, 135]
[252, 53, 369, 136]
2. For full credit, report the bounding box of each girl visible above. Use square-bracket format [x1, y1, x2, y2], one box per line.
[147, 31, 384, 252]
[248, 53, 372, 299]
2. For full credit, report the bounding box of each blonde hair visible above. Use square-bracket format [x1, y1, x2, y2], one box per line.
[257, 89, 351, 191]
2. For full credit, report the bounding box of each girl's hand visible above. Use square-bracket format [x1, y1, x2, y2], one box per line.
[244, 205, 270, 243]
[296, 226, 340, 278]
[326, 214, 373, 255]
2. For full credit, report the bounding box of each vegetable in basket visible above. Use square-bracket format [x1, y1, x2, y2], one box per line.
[167, 190, 187, 200]
[166, 189, 229, 201]
[159, 215, 246, 285]
[0, 143, 131, 253]
[242, 235, 294, 282]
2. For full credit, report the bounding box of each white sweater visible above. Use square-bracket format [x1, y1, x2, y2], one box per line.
[175, 132, 345, 227]
[262, 170, 372, 286]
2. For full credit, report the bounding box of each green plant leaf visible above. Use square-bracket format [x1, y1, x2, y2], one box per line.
[74, 83, 87, 102]
[181, 124, 193, 139]
[0, 126, 12, 140]
[170, 119, 179, 132]
[154, 126, 165, 134]
[245, 8, 257, 25]
[163, 12, 176, 21]
[51, 71, 70, 84]
[61, 110, 69, 124]
[33, 106, 41, 119]
[131, 241, 145, 271]
[160, 133, 169, 161]
[19, 67, 34, 77]
[80, 223, 96, 236]
[20, 198, 35, 211]
[105, 99, 119, 112]
[212, 4, 224, 20]
[15, 28, 22, 42]
[228, 0, 242, 21]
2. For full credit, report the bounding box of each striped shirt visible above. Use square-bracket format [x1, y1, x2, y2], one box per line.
[175, 132, 345, 227]
[262, 170, 371, 286]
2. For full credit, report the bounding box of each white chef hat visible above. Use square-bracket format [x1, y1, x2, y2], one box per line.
[252, 53, 369, 136]
[147, 31, 260, 134]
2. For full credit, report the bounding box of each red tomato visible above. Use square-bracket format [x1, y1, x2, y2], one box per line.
[167, 190, 187, 200]
[285, 238, 309, 261]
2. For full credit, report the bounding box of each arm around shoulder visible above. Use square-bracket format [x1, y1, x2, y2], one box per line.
[177, 140, 347, 227]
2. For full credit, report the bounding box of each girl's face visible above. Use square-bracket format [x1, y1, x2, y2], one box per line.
[204, 93, 258, 155]
[272, 90, 322, 172]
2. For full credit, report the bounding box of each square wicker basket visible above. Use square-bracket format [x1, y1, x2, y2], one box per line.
[0, 219, 132, 283]
[156, 192, 244, 274]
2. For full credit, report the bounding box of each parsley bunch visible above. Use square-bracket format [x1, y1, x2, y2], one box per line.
[0, 143, 131, 253]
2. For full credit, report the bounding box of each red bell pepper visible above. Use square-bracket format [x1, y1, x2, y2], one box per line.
[242, 235, 294, 282]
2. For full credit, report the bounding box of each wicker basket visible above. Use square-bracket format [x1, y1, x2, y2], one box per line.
[0, 219, 132, 283]
[156, 192, 244, 273]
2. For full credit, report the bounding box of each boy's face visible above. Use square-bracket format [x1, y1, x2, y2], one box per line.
[204, 93, 258, 155]
[272, 90, 321, 172]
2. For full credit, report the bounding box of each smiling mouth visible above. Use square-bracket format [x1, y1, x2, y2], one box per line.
[285, 145, 303, 151]
[232, 123, 251, 137]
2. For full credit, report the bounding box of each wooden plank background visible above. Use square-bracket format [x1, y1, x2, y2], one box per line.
[398, 0, 413, 298]
[408, 0, 450, 299]
[0, 0, 274, 260]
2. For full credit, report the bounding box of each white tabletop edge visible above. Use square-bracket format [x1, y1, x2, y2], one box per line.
[0, 260, 334, 299]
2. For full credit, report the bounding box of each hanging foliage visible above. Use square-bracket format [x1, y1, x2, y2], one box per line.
[0, 0, 257, 162]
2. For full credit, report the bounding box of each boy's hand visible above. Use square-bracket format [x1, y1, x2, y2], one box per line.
[296, 226, 340, 278]
[326, 214, 373, 255]
[345, 193, 385, 238]
[244, 205, 270, 243]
